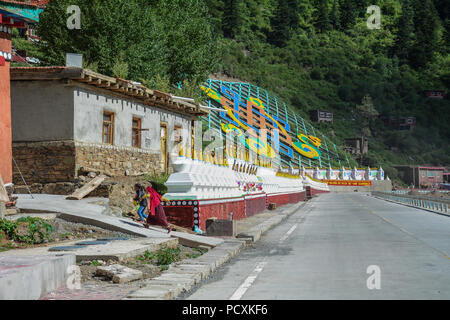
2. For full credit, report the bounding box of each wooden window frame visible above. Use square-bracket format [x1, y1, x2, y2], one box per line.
[160, 122, 168, 174]
[132, 117, 142, 148]
[174, 125, 183, 143]
[102, 111, 115, 145]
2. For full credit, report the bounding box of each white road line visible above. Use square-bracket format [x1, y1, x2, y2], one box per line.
[399, 227, 413, 236]
[279, 224, 298, 243]
[229, 261, 267, 300]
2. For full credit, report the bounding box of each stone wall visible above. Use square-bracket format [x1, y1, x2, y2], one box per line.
[12, 141, 76, 185]
[13, 140, 169, 187]
[75, 141, 163, 177]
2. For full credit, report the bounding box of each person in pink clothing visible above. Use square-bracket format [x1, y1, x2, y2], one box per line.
[143, 181, 172, 233]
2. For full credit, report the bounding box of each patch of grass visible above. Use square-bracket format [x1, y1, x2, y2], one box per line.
[137, 250, 156, 262]
[0, 219, 18, 240]
[16, 217, 54, 244]
[136, 247, 181, 266]
[0, 244, 14, 252]
[59, 232, 73, 240]
[0, 217, 54, 245]
[185, 248, 206, 259]
[160, 265, 169, 271]
[91, 260, 101, 267]
[156, 247, 181, 265]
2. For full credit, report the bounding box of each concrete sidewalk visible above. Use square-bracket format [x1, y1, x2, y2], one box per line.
[0, 254, 75, 300]
[236, 201, 306, 242]
[16, 194, 224, 248]
[0, 237, 178, 262]
[0, 236, 179, 300]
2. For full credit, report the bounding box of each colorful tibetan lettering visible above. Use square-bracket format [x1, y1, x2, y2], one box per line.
[201, 85, 322, 161]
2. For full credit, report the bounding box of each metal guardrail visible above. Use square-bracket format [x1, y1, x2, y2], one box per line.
[391, 189, 448, 195]
[372, 192, 449, 215]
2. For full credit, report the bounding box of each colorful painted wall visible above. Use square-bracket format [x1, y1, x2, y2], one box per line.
[0, 1, 48, 23]
[201, 80, 351, 169]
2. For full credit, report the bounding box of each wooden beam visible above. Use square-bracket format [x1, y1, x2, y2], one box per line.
[89, 78, 103, 86]
[10, 67, 84, 80]
[98, 81, 111, 88]
[83, 69, 116, 83]
[78, 75, 92, 83]
[66, 175, 107, 200]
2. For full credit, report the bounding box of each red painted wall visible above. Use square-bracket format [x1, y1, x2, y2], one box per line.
[268, 191, 307, 207]
[0, 35, 12, 184]
[198, 199, 245, 231]
[163, 191, 309, 231]
[244, 194, 267, 218]
[164, 206, 195, 229]
[310, 188, 330, 196]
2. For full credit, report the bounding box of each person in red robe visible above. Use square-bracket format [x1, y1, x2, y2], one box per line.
[143, 181, 172, 233]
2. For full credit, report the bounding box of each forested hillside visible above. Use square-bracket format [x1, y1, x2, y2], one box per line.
[16, 0, 449, 181]
[204, 0, 449, 181]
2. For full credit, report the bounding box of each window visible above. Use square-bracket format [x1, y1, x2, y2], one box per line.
[102, 111, 114, 145]
[132, 117, 141, 148]
[174, 125, 183, 143]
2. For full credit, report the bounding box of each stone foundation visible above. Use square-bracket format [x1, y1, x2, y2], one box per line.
[12, 140, 167, 186]
[75, 141, 163, 177]
[13, 141, 76, 185]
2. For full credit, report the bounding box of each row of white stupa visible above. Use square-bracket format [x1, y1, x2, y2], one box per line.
[164, 156, 330, 200]
[306, 166, 386, 181]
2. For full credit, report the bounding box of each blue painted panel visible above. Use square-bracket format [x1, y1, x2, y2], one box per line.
[2, 5, 43, 22]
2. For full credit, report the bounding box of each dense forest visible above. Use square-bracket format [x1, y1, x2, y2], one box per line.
[14, 0, 449, 182]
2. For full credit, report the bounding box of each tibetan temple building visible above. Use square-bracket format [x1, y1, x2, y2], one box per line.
[0, 0, 49, 40]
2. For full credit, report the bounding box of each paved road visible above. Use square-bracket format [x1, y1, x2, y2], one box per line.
[185, 193, 450, 300]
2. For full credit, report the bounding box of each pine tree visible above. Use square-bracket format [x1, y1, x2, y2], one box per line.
[286, 0, 299, 30]
[338, 0, 357, 31]
[269, 0, 291, 47]
[222, 0, 244, 39]
[330, 0, 340, 30]
[432, 0, 450, 21]
[355, 0, 369, 18]
[205, 0, 225, 33]
[410, 0, 440, 68]
[356, 95, 379, 165]
[316, 0, 331, 32]
[444, 19, 450, 52]
[394, 0, 415, 64]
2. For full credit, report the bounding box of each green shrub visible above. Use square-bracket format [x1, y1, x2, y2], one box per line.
[91, 260, 101, 267]
[137, 247, 181, 266]
[0, 219, 18, 241]
[155, 247, 181, 266]
[0, 217, 54, 245]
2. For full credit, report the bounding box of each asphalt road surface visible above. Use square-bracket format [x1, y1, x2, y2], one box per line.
[185, 193, 450, 300]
